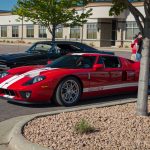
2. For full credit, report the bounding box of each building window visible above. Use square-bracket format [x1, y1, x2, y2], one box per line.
[26, 25, 34, 38]
[87, 23, 97, 39]
[1, 26, 7, 37]
[39, 26, 47, 38]
[126, 21, 140, 40]
[12, 26, 19, 37]
[55, 27, 63, 38]
[70, 26, 80, 39]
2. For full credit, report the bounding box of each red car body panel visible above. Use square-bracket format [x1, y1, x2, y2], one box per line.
[0, 53, 140, 104]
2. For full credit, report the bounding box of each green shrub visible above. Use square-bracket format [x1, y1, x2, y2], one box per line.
[74, 119, 95, 134]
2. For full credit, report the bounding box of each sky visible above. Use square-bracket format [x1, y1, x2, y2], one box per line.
[0, 0, 17, 11]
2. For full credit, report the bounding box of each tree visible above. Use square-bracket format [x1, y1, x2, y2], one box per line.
[109, 0, 150, 116]
[13, 0, 92, 42]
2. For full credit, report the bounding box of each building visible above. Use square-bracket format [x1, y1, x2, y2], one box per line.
[0, 1, 144, 47]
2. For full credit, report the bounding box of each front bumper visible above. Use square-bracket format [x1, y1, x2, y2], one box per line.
[0, 96, 51, 105]
[0, 85, 53, 104]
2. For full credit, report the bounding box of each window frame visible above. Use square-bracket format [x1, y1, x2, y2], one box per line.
[70, 26, 80, 39]
[87, 23, 97, 39]
[1, 26, 7, 37]
[26, 25, 34, 38]
[39, 25, 47, 38]
[125, 21, 140, 40]
[12, 25, 19, 37]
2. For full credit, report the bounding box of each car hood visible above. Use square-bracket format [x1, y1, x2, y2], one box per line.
[0, 52, 36, 61]
[22, 67, 60, 77]
[22, 67, 77, 78]
[0, 67, 86, 89]
[9, 66, 83, 78]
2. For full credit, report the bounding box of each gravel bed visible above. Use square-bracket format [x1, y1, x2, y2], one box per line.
[23, 102, 150, 150]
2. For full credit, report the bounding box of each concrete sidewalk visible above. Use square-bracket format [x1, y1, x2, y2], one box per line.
[98, 47, 131, 52]
[0, 98, 137, 150]
[0, 116, 27, 150]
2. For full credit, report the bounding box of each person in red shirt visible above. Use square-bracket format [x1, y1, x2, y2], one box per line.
[136, 32, 143, 61]
[131, 34, 138, 61]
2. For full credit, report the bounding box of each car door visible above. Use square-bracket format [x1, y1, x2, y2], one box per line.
[88, 56, 110, 97]
[101, 56, 137, 94]
[89, 55, 124, 97]
[101, 56, 123, 86]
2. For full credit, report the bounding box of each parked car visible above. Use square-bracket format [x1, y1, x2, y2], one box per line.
[0, 53, 139, 106]
[0, 41, 114, 71]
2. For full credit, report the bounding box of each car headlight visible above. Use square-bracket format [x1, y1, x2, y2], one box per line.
[32, 76, 45, 84]
[0, 71, 9, 78]
[23, 75, 46, 85]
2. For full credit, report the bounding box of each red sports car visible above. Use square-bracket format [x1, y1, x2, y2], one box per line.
[0, 53, 140, 106]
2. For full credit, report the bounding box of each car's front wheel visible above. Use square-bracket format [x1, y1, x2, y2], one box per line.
[54, 77, 82, 106]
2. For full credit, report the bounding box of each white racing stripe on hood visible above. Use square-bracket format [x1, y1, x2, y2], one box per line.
[0, 75, 19, 88]
[22, 67, 55, 77]
[0, 67, 57, 89]
[2, 75, 25, 89]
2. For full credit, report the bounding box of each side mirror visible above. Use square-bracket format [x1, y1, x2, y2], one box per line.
[93, 64, 104, 71]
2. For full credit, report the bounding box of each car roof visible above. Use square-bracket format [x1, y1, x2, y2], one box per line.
[34, 41, 86, 45]
[33, 41, 114, 55]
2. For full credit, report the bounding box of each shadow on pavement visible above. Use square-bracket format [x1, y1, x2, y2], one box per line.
[7, 92, 137, 108]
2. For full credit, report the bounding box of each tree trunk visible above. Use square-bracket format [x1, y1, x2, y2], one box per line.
[52, 25, 56, 42]
[137, 37, 150, 116]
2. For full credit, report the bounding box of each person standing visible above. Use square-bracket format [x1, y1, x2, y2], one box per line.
[131, 34, 138, 61]
[136, 32, 143, 61]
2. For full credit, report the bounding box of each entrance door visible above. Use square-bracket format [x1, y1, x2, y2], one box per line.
[111, 20, 117, 46]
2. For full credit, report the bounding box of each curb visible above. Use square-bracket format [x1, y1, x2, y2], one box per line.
[98, 48, 131, 52]
[8, 98, 136, 150]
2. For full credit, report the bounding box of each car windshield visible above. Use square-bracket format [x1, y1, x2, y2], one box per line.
[46, 55, 96, 69]
[27, 43, 60, 54]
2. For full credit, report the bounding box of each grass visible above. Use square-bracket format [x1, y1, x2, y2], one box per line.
[74, 119, 95, 134]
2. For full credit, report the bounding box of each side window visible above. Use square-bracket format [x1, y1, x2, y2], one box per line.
[57, 44, 82, 53]
[33, 44, 51, 52]
[101, 56, 121, 68]
[75, 56, 96, 68]
[97, 57, 104, 64]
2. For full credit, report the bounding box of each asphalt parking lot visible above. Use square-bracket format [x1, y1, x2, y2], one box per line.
[0, 44, 132, 122]
[0, 94, 136, 122]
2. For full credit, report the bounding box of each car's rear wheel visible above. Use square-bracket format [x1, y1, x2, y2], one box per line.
[54, 77, 81, 106]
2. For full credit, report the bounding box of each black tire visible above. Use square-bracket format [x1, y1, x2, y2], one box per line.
[54, 77, 82, 106]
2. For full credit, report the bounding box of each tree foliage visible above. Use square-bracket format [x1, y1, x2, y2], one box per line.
[13, 0, 92, 41]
